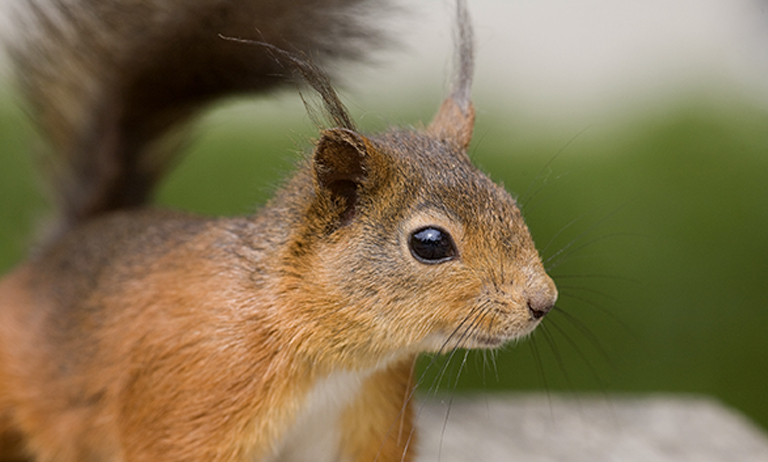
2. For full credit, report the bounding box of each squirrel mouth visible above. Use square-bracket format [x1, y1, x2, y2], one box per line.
[466, 321, 541, 349]
[465, 333, 507, 349]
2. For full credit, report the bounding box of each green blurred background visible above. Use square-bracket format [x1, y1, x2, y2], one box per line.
[1, 0, 768, 436]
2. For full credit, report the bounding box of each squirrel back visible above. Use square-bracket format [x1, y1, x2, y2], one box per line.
[0, 1, 558, 461]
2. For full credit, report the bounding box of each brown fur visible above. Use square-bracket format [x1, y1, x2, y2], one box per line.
[0, 0, 557, 460]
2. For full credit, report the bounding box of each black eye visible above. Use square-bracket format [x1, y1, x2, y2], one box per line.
[409, 227, 457, 264]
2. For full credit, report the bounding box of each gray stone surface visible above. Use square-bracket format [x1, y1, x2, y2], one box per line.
[416, 394, 768, 462]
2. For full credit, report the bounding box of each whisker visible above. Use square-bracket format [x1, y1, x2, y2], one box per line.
[528, 336, 556, 421]
[520, 172, 570, 216]
[490, 348, 500, 383]
[546, 314, 611, 393]
[428, 305, 489, 396]
[551, 273, 639, 283]
[551, 306, 615, 369]
[557, 292, 636, 338]
[539, 323, 573, 390]
[519, 125, 591, 208]
[396, 303, 491, 462]
[415, 304, 484, 392]
[478, 349, 487, 386]
[375, 304, 483, 462]
[556, 284, 621, 303]
[543, 204, 627, 267]
[481, 348, 500, 385]
[545, 232, 640, 272]
[438, 349, 471, 462]
[528, 336, 551, 393]
[541, 216, 581, 256]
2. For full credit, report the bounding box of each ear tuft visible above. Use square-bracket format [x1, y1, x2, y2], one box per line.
[428, 0, 475, 151]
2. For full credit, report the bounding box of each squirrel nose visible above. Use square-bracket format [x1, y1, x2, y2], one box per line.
[526, 275, 558, 320]
[528, 300, 552, 319]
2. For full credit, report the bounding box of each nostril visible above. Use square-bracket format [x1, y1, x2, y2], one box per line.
[524, 272, 558, 320]
[527, 301, 552, 320]
[526, 286, 557, 320]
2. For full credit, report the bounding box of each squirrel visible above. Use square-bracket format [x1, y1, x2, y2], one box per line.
[0, 0, 558, 461]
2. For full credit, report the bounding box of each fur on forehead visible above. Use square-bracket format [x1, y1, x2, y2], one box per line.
[363, 129, 521, 223]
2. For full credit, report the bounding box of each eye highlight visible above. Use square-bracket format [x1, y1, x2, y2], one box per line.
[408, 227, 457, 264]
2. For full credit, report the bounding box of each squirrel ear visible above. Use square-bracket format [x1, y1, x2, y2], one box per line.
[312, 128, 374, 225]
[427, 96, 475, 151]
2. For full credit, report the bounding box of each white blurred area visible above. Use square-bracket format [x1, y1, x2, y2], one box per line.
[356, 0, 768, 123]
[2, 0, 768, 124]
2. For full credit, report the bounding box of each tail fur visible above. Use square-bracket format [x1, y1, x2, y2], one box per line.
[7, 0, 388, 236]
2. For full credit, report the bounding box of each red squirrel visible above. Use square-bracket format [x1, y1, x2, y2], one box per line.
[0, 0, 558, 460]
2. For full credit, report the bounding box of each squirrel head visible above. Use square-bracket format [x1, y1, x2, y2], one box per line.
[267, 0, 556, 367]
[275, 93, 557, 367]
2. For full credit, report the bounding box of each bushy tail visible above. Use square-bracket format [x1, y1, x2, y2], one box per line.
[7, 0, 387, 237]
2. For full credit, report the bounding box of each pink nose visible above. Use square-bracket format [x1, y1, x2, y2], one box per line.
[526, 275, 558, 320]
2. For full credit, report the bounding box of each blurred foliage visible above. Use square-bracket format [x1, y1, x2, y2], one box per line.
[1, 92, 767, 431]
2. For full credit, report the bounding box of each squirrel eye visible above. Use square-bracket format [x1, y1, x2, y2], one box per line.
[409, 227, 457, 264]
